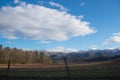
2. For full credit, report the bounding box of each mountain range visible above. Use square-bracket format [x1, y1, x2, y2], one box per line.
[45, 48, 120, 63]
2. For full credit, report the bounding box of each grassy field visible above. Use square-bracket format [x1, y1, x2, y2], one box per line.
[0, 61, 120, 80]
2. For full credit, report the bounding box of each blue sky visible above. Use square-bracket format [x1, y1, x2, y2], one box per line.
[0, 0, 120, 51]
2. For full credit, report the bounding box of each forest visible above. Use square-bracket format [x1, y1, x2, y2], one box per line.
[0, 45, 52, 64]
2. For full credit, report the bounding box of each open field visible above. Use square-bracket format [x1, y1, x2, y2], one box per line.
[0, 61, 120, 80]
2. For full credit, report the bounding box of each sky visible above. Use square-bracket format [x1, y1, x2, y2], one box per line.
[0, 0, 120, 52]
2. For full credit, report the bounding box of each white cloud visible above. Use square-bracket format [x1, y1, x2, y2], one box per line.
[89, 45, 99, 50]
[3, 34, 17, 40]
[0, 1, 96, 41]
[80, 2, 85, 6]
[36, 40, 51, 44]
[77, 15, 84, 19]
[5, 41, 15, 45]
[103, 32, 120, 45]
[14, 0, 26, 6]
[47, 46, 79, 53]
[14, 0, 19, 4]
[49, 1, 68, 11]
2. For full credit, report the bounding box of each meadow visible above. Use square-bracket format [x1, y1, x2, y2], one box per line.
[0, 61, 120, 80]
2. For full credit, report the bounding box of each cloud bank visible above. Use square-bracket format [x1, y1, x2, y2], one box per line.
[0, 1, 96, 41]
[36, 40, 51, 44]
[47, 46, 78, 53]
[89, 45, 99, 50]
[103, 32, 120, 45]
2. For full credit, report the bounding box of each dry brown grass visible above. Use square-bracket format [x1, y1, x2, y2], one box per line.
[0, 61, 120, 79]
[0, 61, 110, 68]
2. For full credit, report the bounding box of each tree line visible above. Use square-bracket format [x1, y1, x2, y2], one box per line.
[0, 45, 52, 64]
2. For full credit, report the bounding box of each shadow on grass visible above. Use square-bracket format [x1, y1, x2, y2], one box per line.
[1, 75, 120, 80]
